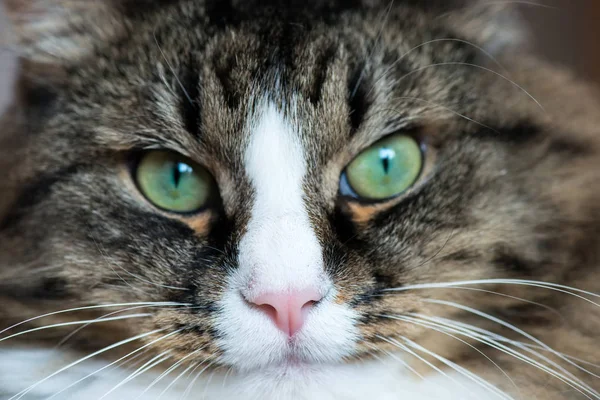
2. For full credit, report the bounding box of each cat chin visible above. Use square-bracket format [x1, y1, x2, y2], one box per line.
[0, 347, 497, 400]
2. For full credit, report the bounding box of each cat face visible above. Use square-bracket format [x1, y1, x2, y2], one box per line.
[1, 0, 599, 388]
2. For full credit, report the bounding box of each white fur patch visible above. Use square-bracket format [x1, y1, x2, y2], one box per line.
[0, 348, 502, 400]
[213, 100, 359, 371]
[238, 100, 325, 298]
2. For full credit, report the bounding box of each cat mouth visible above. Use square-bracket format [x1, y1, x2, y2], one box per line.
[278, 356, 310, 369]
[244, 346, 362, 373]
[270, 350, 319, 369]
[228, 347, 343, 373]
[246, 357, 332, 376]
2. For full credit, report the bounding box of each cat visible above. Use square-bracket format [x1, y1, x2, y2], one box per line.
[0, 0, 599, 399]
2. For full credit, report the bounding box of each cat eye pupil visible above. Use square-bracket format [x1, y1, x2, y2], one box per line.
[380, 148, 395, 174]
[343, 134, 422, 201]
[173, 162, 192, 187]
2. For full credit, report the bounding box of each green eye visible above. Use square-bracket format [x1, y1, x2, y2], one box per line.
[344, 134, 423, 200]
[136, 151, 215, 213]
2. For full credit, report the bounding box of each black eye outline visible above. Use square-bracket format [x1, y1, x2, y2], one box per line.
[338, 134, 427, 204]
[130, 150, 219, 216]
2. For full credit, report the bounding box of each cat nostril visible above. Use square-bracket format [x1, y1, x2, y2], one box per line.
[245, 289, 323, 337]
[302, 300, 317, 309]
[255, 303, 277, 321]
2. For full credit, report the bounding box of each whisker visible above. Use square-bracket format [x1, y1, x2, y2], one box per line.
[392, 62, 545, 112]
[479, 0, 558, 9]
[489, 280, 600, 300]
[10, 328, 170, 400]
[44, 331, 181, 400]
[112, 349, 153, 371]
[381, 334, 498, 400]
[510, 341, 600, 381]
[433, 1, 560, 23]
[424, 299, 597, 387]
[515, 343, 600, 372]
[201, 368, 218, 399]
[364, 341, 426, 381]
[157, 362, 200, 400]
[402, 315, 584, 395]
[368, 37, 510, 98]
[378, 314, 521, 397]
[471, 331, 600, 381]
[375, 334, 461, 389]
[413, 313, 600, 377]
[220, 366, 234, 391]
[404, 313, 599, 399]
[384, 279, 600, 307]
[402, 336, 514, 400]
[0, 302, 188, 336]
[0, 314, 151, 344]
[179, 362, 206, 400]
[57, 306, 162, 348]
[98, 351, 172, 400]
[153, 30, 194, 106]
[387, 96, 500, 134]
[135, 346, 207, 399]
[439, 286, 564, 321]
[181, 360, 216, 400]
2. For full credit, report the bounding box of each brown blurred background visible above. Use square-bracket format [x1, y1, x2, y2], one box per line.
[0, 1, 599, 113]
[524, 1, 600, 85]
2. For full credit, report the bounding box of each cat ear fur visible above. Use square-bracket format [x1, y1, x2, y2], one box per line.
[3, 0, 527, 64]
[3, 0, 126, 64]
[434, 0, 529, 55]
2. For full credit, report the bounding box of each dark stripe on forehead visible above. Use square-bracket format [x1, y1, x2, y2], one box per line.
[205, 0, 236, 28]
[212, 51, 242, 110]
[180, 64, 202, 137]
[307, 44, 337, 105]
[0, 164, 82, 232]
[348, 63, 372, 134]
[205, 0, 367, 28]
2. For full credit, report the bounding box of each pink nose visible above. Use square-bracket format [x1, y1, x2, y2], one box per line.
[248, 289, 323, 337]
